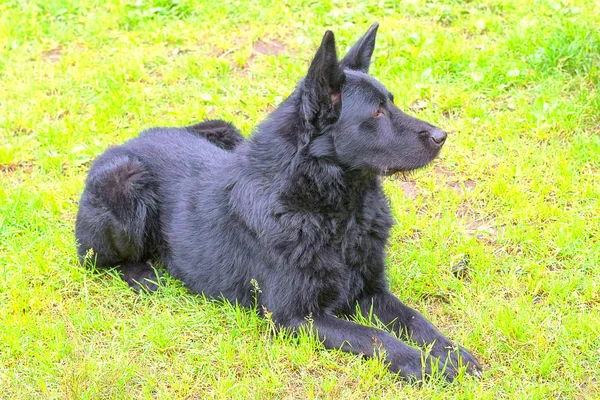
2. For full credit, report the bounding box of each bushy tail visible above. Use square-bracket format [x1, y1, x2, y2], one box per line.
[185, 119, 244, 150]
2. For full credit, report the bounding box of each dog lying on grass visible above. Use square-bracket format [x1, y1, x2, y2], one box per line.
[76, 23, 481, 382]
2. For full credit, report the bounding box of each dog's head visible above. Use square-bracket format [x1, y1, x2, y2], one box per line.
[300, 24, 447, 176]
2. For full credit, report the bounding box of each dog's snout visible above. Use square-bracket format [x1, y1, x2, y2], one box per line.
[429, 128, 447, 146]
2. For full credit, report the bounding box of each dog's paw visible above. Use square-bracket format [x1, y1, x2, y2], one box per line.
[390, 359, 426, 383]
[430, 342, 482, 381]
[386, 347, 429, 383]
[121, 262, 163, 293]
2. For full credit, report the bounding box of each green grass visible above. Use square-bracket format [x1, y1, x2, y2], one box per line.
[1, 0, 599, 398]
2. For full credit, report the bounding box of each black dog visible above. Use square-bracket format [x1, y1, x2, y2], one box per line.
[76, 23, 481, 382]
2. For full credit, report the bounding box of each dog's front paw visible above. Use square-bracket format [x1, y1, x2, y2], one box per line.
[387, 348, 429, 383]
[430, 341, 482, 381]
[389, 358, 425, 383]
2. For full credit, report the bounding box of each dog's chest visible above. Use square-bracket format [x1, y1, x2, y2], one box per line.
[312, 195, 392, 308]
[272, 185, 393, 311]
[334, 203, 391, 270]
[290, 186, 393, 269]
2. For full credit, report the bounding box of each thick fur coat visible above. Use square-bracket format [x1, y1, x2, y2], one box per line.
[76, 24, 481, 381]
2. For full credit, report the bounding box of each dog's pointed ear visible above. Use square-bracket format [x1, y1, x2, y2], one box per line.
[340, 22, 379, 73]
[302, 30, 345, 130]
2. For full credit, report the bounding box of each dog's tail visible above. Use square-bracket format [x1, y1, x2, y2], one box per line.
[185, 119, 244, 151]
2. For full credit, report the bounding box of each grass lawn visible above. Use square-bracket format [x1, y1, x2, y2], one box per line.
[1, 0, 599, 398]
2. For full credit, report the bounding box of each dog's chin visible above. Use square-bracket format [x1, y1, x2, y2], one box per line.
[378, 162, 432, 177]
[378, 167, 404, 177]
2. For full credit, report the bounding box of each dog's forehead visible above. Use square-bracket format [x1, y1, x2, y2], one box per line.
[343, 70, 389, 101]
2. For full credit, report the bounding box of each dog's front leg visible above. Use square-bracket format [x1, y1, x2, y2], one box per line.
[289, 314, 439, 382]
[356, 291, 482, 379]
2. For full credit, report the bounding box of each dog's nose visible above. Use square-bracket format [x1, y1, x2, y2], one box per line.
[429, 128, 447, 146]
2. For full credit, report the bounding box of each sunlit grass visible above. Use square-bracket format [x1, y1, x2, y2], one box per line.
[1, 0, 599, 398]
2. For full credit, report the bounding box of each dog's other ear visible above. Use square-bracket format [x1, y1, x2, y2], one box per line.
[302, 30, 345, 130]
[340, 22, 379, 73]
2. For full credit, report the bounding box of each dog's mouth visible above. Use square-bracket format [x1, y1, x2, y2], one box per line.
[378, 158, 438, 177]
[378, 166, 425, 177]
[378, 167, 403, 177]
[380, 171, 414, 182]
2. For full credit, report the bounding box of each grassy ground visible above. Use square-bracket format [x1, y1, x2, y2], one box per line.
[1, 0, 599, 398]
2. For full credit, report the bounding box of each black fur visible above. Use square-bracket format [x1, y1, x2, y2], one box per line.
[75, 24, 481, 382]
[185, 119, 244, 150]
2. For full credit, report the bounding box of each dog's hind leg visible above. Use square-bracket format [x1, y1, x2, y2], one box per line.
[75, 152, 162, 292]
[185, 119, 244, 150]
[118, 262, 162, 292]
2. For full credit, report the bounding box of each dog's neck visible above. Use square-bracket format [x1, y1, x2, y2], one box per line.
[245, 99, 379, 213]
[280, 156, 378, 213]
